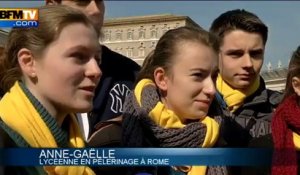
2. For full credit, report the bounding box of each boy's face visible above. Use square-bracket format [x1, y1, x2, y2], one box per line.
[219, 29, 265, 89]
[50, 0, 105, 32]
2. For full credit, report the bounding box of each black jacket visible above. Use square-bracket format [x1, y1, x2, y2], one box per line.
[89, 46, 140, 136]
[215, 78, 282, 147]
[213, 77, 283, 175]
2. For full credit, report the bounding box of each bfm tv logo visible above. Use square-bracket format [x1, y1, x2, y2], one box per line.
[0, 9, 38, 28]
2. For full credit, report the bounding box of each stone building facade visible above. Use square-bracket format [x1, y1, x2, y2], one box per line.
[102, 14, 201, 65]
[261, 68, 287, 92]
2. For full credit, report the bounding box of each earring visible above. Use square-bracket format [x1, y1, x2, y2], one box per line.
[31, 72, 36, 78]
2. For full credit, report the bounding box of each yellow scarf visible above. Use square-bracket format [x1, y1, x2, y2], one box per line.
[216, 74, 260, 112]
[134, 79, 220, 175]
[0, 81, 95, 175]
[293, 133, 300, 150]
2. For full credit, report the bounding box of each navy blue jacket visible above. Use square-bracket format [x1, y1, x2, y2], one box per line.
[89, 45, 140, 136]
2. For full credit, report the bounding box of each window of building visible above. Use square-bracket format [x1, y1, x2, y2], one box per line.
[150, 25, 157, 38]
[150, 41, 156, 48]
[116, 33, 122, 40]
[127, 47, 133, 57]
[162, 24, 168, 35]
[138, 43, 145, 57]
[138, 26, 146, 39]
[127, 29, 133, 40]
[127, 32, 133, 40]
[115, 30, 123, 41]
[104, 30, 111, 41]
[150, 30, 157, 38]
[139, 31, 145, 39]
[138, 48, 145, 57]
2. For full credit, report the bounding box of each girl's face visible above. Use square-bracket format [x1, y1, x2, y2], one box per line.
[292, 76, 300, 97]
[28, 23, 101, 115]
[158, 41, 218, 123]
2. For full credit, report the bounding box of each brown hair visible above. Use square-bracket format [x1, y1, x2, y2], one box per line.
[284, 46, 300, 99]
[0, 46, 4, 65]
[0, 5, 99, 93]
[0, 46, 4, 96]
[210, 9, 268, 46]
[137, 26, 219, 82]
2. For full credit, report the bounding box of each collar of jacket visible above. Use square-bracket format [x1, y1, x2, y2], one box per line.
[216, 77, 280, 110]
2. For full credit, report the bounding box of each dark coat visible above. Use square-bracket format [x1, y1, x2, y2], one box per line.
[213, 77, 283, 175]
[88, 45, 140, 136]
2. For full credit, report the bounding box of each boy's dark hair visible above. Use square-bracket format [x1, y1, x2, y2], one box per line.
[210, 9, 268, 45]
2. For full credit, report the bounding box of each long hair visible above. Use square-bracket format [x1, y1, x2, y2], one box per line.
[284, 46, 300, 99]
